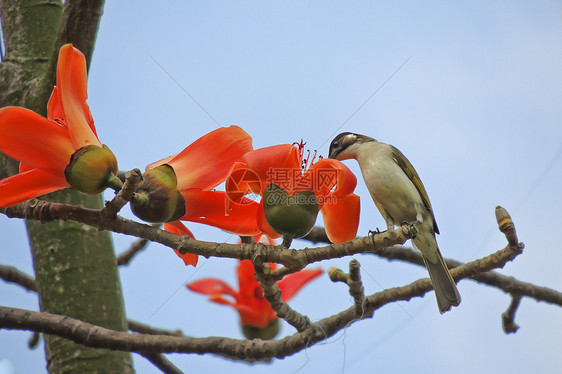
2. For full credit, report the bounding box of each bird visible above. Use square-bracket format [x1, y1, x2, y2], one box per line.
[328, 132, 461, 313]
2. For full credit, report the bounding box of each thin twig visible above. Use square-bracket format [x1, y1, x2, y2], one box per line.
[117, 223, 161, 267]
[128, 320, 184, 337]
[502, 295, 522, 334]
[0, 264, 36, 292]
[141, 353, 184, 374]
[117, 238, 151, 266]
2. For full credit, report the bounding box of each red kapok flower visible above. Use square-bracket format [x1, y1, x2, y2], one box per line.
[225, 141, 360, 243]
[187, 260, 322, 339]
[131, 126, 262, 266]
[0, 44, 118, 206]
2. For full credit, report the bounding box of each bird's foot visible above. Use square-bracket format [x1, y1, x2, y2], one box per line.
[368, 228, 383, 237]
[400, 221, 418, 239]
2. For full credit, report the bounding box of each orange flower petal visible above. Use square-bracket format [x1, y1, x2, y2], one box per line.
[181, 189, 261, 236]
[207, 295, 268, 327]
[187, 278, 238, 297]
[321, 193, 360, 243]
[57, 44, 100, 148]
[242, 144, 301, 194]
[224, 161, 262, 209]
[164, 126, 253, 191]
[236, 259, 257, 295]
[47, 87, 66, 126]
[145, 153, 177, 171]
[0, 107, 75, 172]
[278, 268, 323, 301]
[164, 221, 198, 266]
[19, 162, 34, 173]
[0, 168, 69, 207]
[306, 158, 357, 199]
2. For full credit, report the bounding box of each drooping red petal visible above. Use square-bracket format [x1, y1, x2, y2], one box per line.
[0, 168, 69, 207]
[278, 267, 323, 301]
[321, 193, 360, 243]
[180, 189, 261, 236]
[161, 126, 253, 191]
[57, 44, 100, 148]
[304, 158, 357, 200]
[187, 278, 238, 298]
[233, 260, 278, 327]
[164, 221, 198, 266]
[0, 107, 75, 172]
[242, 144, 301, 194]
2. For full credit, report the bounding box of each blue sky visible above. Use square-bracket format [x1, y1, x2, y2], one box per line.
[2, 1, 562, 373]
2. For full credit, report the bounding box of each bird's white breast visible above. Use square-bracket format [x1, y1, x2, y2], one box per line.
[356, 142, 426, 226]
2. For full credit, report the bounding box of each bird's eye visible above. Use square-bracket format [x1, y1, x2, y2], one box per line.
[333, 141, 340, 148]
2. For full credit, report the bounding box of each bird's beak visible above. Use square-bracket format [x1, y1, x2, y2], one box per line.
[328, 149, 336, 159]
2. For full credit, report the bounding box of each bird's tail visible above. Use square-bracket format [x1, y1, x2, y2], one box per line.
[413, 231, 461, 314]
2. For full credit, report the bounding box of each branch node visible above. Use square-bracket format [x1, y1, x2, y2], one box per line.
[348, 259, 366, 318]
[102, 168, 142, 218]
[253, 262, 311, 332]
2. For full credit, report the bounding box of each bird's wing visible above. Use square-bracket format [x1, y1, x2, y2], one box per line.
[390, 146, 439, 234]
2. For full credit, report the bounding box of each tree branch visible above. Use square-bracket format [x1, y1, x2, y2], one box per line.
[0, 235, 527, 360]
[1, 193, 559, 359]
[3, 200, 561, 309]
[0, 198, 415, 267]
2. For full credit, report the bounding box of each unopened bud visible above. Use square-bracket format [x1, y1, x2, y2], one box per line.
[64, 145, 118, 194]
[130, 164, 186, 223]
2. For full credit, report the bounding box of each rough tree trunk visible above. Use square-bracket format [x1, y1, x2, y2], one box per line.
[0, 0, 133, 372]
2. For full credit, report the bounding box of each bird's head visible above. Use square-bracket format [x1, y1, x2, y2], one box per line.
[328, 132, 375, 160]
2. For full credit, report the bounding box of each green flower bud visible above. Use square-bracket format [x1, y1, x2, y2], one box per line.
[262, 183, 319, 239]
[242, 318, 280, 340]
[130, 164, 186, 223]
[64, 144, 118, 194]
